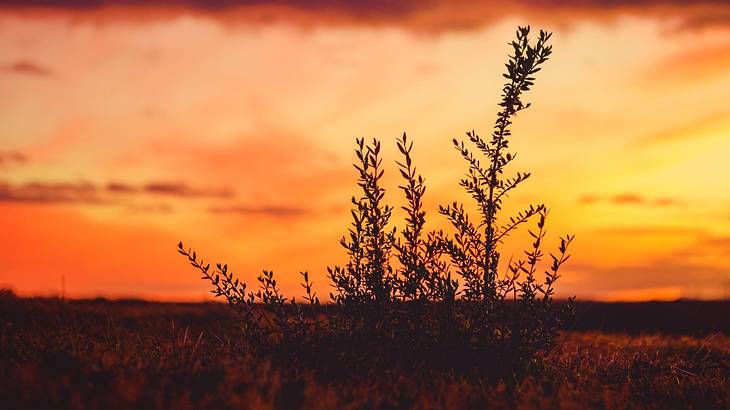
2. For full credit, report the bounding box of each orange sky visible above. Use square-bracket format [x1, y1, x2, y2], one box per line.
[1, 1, 729, 301]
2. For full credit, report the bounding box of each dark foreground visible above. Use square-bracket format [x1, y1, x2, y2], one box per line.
[1, 294, 729, 409]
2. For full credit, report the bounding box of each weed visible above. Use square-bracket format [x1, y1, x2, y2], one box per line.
[179, 26, 574, 382]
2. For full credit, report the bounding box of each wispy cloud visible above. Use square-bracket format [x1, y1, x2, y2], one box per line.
[125, 203, 173, 214]
[578, 193, 685, 207]
[3, 60, 53, 77]
[676, 11, 730, 31]
[208, 204, 308, 217]
[612, 193, 645, 205]
[567, 260, 728, 299]
[566, 228, 730, 299]
[700, 235, 730, 256]
[0, 181, 101, 204]
[0, 179, 234, 205]
[142, 181, 233, 199]
[106, 181, 138, 194]
[2, 0, 730, 33]
[643, 42, 730, 88]
[595, 226, 707, 237]
[577, 194, 600, 205]
[151, 134, 349, 206]
[0, 151, 27, 168]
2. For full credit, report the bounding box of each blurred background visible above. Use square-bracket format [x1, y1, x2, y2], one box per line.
[1, 1, 729, 301]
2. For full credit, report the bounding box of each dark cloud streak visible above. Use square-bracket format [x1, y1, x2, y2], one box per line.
[143, 181, 233, 199]
[0, 181, 102, 204]
[3, 60, 53, 76]
[0, 177, 311, 219]
[2, 0, 728, 11]
[106, 181, 138, 194]
[674, 11, 730, 31]
[208, 204, 308, 217]
[0, 179, 235, 205]
[2, 1, 730, 33]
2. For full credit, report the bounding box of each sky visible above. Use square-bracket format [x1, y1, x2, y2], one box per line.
[1, 0, 729, 301]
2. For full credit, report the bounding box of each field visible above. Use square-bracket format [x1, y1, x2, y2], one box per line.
[1, 293, 729, 409]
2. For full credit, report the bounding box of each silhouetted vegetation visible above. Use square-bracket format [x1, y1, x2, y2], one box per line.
[1, 297, 729, 409]
[179, 26, 575, 382]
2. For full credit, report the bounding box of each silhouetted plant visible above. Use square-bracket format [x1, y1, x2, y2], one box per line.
[179, 26, 574, 382]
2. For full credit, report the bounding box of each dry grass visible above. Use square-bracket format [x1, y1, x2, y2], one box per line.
[1, 296, 728, 409]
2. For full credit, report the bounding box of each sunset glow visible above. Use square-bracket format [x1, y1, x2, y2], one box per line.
[1, 1, 729, 301]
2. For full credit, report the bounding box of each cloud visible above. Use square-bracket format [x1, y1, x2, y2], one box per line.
[651, 197, 683, 207]
[0, 151, 28, 168]
[612, 193, 644, 205]
[0, 179, 235, 205]
[643, 42, 730, 89]
[595, 226, 706, 237]
[567, 260, 727, 296]
[673, 11, 730, 31]
[125, 203, 173, 214]
[150, 134, 350, 206]
[0, 181, 102, 204]
[208, 204, 308, 217]
[142, 181, 233, 199]
[700, 235, 730, 256]
[577, 194, 600, 204]
[2, 1, 727, 12]
[106, 181, 138, 194]
[578, 193, 685, 207]
[566, 230, 730, 299]
[2, 1, 730, 33]
[108, 181, 233, 199]
[3, 60, 53, 77]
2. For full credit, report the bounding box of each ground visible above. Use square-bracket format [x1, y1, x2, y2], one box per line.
[1, 294, 728, 409]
